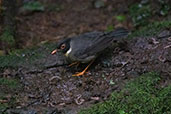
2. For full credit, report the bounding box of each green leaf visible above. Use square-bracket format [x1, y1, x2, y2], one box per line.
[116, 15, 126, 22]
[119, 110, 127, 114]
[109, 80, 115, 85]
[106, 25, 114, 32]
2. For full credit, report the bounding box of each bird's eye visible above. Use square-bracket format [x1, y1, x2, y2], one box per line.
[60, 44, 66, 49]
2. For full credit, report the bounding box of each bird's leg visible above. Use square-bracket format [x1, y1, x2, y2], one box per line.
[75, 62, 80, 68]
[72, 60, 94, 76]
[69, 62, 79, 67]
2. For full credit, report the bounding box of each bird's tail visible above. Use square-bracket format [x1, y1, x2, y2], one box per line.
[83, 27, 129, 55]
[107, 27, 129, 39]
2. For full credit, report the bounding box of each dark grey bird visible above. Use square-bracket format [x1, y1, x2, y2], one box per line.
[51, 28, 129, 76]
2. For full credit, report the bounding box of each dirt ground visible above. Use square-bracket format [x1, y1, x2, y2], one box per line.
[0, 0, 171, 113]
[1, 29, 171, 113]
[16, 0, 135, 48]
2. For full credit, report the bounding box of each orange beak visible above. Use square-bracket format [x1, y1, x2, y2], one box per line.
[51, 49, 58, 55]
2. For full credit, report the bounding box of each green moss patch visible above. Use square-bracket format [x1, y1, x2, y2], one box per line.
[79, 72, 171, 114]
[129, 4, 151, 27]
[129, 1, 170, 27]
[0, 77, 21, 112]
[129, 21, 171, 38]
[22, 1, 45, 12]
[0, 26, 15, 46]
[0, 43, 56, 69]
[0, 77, 20, 89]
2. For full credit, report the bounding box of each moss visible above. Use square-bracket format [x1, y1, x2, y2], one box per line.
[0, 26, 15, 46]
[128, 21, 171, 38]
[115, 15, 126, 22]
[0, 77, 21, 112]
[0, 95, 18, 113]
[129, 0, 170, 27]
[46, 4, 63, 12]
[129, 3, 151, 27]
[0, 43, 56, 69]
[0, 54, 23, 69]
[22, 1, 45, 11]
[106, 25, 114, 32]
[79, 72, 171, 114]
[0, 78, 20, 89]
[0, 103, 8, 113]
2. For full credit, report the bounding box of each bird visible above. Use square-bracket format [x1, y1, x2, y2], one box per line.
[51, 28, 129, 76]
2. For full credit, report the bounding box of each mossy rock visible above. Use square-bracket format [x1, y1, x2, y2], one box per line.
[0, 43, 56, 69]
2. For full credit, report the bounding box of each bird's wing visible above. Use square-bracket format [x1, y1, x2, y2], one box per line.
[78, 34, 114, 59]
[69, 31, 103, 58]
[72, 28, 128, 59]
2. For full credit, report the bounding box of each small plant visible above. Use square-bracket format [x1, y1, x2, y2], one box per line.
[116, 15, 126, 22]
[106, 25, 114, 32]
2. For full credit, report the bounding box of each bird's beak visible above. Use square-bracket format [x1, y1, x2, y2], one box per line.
[51, 49, 58, 55]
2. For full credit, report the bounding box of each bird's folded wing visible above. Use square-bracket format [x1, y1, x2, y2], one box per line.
[78, 28, 128, 59]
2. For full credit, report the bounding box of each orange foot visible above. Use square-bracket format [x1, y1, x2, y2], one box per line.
[72, 60, 94, 76]
[72, 71, 86, 76]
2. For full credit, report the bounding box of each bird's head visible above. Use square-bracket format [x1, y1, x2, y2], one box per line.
[51, 38, 71, 55]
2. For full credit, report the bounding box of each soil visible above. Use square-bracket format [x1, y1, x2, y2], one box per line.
[16, 0, 134, 48]
[0, 0, 171, 114]
[1, 30, 171, 113]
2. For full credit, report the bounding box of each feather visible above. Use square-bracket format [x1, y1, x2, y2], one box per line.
[76, 28, 129, 59]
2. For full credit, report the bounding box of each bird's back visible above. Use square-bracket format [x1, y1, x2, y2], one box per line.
[68, 28, 128, 62]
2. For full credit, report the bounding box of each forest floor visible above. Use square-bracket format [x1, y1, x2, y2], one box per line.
[0, 0, 171, 113]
